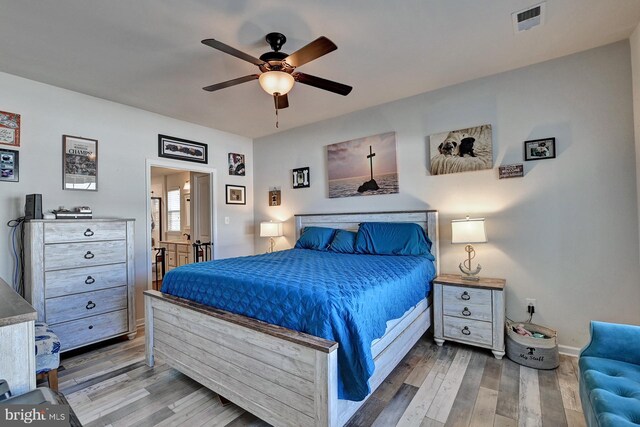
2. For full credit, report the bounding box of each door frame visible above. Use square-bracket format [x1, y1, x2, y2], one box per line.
[145, 158, 218, 291]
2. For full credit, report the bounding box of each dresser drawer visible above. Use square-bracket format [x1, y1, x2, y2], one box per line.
[443, 315, 493, 346]
[44, 240, 126, 271]
[54, 309, 128, 351]
[46, 286, 127, 324]
[442, 286, 492, 322]
[44, 221, 126, 244]
[45, 263, 127, 298]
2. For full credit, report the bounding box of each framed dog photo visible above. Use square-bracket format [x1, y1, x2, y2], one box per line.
[429, 124, 493, 175]
[292, 167, 310, 189]
[524, 138, 556, 161]
[0, 148, 19, 182]
[226, 184, 246, 205]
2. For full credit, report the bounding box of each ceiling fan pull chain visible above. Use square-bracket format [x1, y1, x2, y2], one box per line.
[273, 93, 280, 128]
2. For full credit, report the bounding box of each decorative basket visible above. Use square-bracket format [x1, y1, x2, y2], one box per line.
[505, 319, 559, 369]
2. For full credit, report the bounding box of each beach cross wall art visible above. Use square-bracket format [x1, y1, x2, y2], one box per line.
[327, 131, 399, 198]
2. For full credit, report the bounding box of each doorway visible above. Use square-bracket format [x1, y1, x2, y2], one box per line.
[148, 164, 214, 291]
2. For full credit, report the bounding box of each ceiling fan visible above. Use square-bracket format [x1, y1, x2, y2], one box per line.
[201, 32, 353, 127]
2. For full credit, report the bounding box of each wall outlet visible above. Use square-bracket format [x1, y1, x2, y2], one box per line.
[224, 216, 230, 225]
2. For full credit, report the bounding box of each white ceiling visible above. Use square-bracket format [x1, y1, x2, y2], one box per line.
[1, 1, 639, 139]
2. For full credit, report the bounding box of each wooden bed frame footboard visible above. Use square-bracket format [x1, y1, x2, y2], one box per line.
[144, 291, 431, 427]
[145, 210, 439, 427]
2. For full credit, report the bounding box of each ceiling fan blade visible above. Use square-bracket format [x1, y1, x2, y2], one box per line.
[275, 94, 289, 109]
[294, 73, 352, 96]
[202, 39, 264, 66]
[202, 74, 259, 92]
[284, 37, 337, 68]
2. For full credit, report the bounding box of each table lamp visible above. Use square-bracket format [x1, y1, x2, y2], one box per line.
[451, 216, 487, 281]
[260, 221, 283, 253]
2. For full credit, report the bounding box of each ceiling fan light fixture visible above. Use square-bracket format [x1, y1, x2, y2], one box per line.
[258, 71, 295, 96]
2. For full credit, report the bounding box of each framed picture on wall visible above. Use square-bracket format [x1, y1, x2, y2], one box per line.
[292, 167, 310, 188]
[0, 110, 20, 147]
[63, 135, 98, 191]
[158, 134, 208, 164]
[0, 148, 19, 182]
[226, 184, 246, 205]
[228, 153, 245, 176]
[524, 137, 556, 161]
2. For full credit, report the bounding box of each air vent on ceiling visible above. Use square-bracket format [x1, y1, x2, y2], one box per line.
[512, 2, 546, 33]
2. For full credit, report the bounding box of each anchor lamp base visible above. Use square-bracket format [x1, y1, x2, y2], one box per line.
[458, 244, 482, 281]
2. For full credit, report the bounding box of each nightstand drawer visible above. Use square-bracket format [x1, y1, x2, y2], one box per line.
[443, 316, 493, 346]
[443, 286, 492, 321]
[443, 286, 492, 318]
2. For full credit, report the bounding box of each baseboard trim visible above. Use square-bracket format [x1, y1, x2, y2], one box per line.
[136, 318, 145, 328]
[558, 344, 581, 357]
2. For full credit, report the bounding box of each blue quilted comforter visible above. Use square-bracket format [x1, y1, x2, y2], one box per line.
[161, 248, 435, 401]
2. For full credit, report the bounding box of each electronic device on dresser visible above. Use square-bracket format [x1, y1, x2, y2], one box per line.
[24, 194, 43, 220]
[23, 218, 136, 352]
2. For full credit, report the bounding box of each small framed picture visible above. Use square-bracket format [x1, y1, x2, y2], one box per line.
[158, 134, 208, 164]
[0, 111, 20, 147]
[228, 153, 245, 176]
[292, 167, 310, 189]
[0, 148, 19, 182]
[524, 138, 556, 161]
[269, 189, 281, 206]
[226, 184, 246, 205]
[63, 135, 98, 191]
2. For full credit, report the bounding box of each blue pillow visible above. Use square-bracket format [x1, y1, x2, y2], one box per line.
[328, 230, 357, 253]
[355, 222, 434, 258]
[294, 226, 336, 251]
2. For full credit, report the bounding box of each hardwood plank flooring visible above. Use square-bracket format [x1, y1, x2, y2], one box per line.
[56, 330, 584, 427]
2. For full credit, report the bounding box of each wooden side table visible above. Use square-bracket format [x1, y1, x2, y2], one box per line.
[432, 274, 506, 359]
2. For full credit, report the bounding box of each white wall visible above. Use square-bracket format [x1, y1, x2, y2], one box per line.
[254, 41, 640, 350]
[631, 24, 640, 265]
[0, 71, 254, 324]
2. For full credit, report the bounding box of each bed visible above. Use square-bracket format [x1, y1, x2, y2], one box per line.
[144, 210, 439, 427]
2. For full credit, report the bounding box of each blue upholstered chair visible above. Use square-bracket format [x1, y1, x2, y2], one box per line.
[579, 321, 640, 427]
[35, 322, 60, 391]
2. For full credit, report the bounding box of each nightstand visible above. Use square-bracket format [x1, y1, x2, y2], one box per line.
[432, 274, 506, 359]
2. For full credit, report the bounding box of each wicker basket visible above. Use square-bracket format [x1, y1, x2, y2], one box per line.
[505, 320, 559, 369]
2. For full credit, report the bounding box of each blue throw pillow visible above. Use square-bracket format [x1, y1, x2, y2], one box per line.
[328, 230, 357, 253]
[355, 222, 434, 258]
[294, 226, 336, 251]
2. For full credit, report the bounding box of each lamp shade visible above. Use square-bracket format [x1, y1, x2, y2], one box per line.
[260, 221, 283, 238]
[451, 218, 487, 244]
[258, 71, 295, 95]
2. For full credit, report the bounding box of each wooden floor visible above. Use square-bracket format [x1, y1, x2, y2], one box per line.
[57, 330, 586, 427]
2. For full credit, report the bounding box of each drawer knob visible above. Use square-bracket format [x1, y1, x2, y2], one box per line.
[461, 291, 471, 301]
[85, 276, 95, 285]
[88, 325, 93, 330]
[86, 301, 96, 310]
[461, 326, 471, 335]
[462, 307, 471, 317]
[84, 229, 95, 237]
[84, 251, 95, 259]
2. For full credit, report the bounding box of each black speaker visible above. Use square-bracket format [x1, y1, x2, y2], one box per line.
[25, 194, 42, 220]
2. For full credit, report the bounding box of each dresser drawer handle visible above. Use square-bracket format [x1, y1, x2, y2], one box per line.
[84, 229, 94, 237]
[88, 325, 94, 330]
[85, 276, 95, 285]
[461, 326, 471, 335]
[86, 301, 96, 310]
[462, 307, 471, 317]
[461, 291, 471, 301]
[84, 251, 95, 259]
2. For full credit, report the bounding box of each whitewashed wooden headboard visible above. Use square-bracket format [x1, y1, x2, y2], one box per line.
[294, 210, 440, 274]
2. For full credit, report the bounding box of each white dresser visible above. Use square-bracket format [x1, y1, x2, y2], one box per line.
[24, 219, 136, 352]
